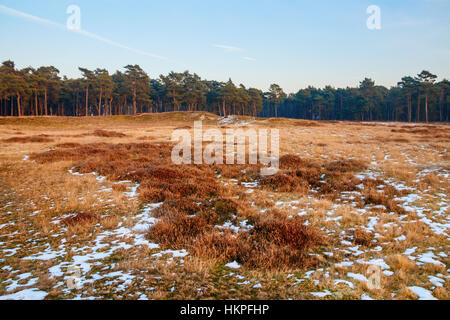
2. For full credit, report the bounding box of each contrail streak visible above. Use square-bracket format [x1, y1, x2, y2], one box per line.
[0, 5, 168, 60]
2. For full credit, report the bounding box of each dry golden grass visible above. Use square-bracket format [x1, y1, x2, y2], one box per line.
[0, 113, 448, 300]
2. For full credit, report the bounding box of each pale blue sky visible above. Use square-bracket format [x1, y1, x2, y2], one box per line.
[0, 0, 449, 93]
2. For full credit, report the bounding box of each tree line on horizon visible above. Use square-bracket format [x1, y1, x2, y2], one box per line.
[0, 60, 448, 122]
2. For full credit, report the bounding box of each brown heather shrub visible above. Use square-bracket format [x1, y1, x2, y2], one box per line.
[62, 212, 98, 227]
[54, 142, 82, 148]
[242, 215, 322, 269]
[262, 155, 367, 198]
[363, 188, 406, 214]
[295, 167, 322, 186]
[320, 172, 361, 195]
[160, 198, 211, 216]
[31, 142, 224, 202]
[148, 211, 214, 248]
[147, 197, 323, 270]
[251, 216, 321, 250]
[362, 178, 385, 188]
[139, 168, 222, 202]
[188, 216, 323, 270]
[214, 198, 238, 222]
[260, 172, 309, 193]
[279, 154, 320, 171]
[215, 164, 260, 181]
[353, 228, 374, 247]
[191, 231, 248, 262]
[3, 135, 54, 143]
[92, 129, 126, 137]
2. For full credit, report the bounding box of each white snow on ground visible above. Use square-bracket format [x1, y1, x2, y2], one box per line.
[310, 290, 331, 298]
[356, 258, 390, 270]
[347, 273, 368, 283]
[124, 183, 139, 198]
[334, 280, 354, 289]
[334, 261, 354, 268]
[225, 261, 241, 269]
[428, 276, 444, 288]
[408, 286, 437, 300]
[361, 293, 374, 300]
[152, 249, 189, 259]
[417, 252, 445, 266]
[0, 289, 48, 300]
[215, 219, 254, 234]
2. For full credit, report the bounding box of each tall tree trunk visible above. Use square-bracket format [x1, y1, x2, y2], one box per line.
[76, 91, 79, 117]
[98, 89, 103, 116]
[16, 94, 21, 117]
[407, 94, 412, 122]
[425, 94, 429, 123]
[44, 88, 48, 116]
[35, 92, 38, 116]
[85, 86, 89, 116]
[416, 94, 420, 122]
[133, 86, 137, 115]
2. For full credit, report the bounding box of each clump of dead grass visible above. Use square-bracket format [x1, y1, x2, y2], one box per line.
[362, 187, 407, 215]
[261, 155, 367, 198]
[352, 228, 374, 247]
[92, 129, 127, 138]
[386, 255, 416, 272]
[62, 211, 98, 226]
[3, 135, 54, 143]
[54, 142, 82, 148]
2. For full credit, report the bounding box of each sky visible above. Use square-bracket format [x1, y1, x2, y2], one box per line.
[0, 0, 449, 93]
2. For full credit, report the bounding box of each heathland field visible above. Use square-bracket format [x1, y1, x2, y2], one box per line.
[0, 112, 448, 300]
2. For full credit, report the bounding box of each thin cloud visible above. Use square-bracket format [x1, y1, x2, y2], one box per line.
[213, 44, 243, 52]
[0, 5, 167, 60]
[243, 56, 256, 61]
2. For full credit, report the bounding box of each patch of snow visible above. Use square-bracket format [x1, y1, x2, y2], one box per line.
[225, 261, 241, 269]
[310, 290, 332, 298]
[0, 289, 47, 300]
[408, 286, 437, 300]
